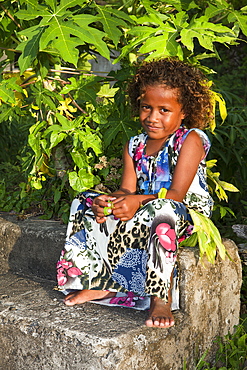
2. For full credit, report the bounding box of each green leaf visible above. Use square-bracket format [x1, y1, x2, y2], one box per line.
[179, 232, 198, 247]
[17, 26, 45, 73]
[127, 25, 157, 38]
[69, 168, 96, 192]
[181, 17, 235, 52]
[70, 150, 88, 169]
[40, 20, 80, 66]
[55, 0, 85, 17]
[61, 75, 101, 104]
[78, 128, 102, 156]
[189, 209, 226, 262]
[54, 187, 61, 204]
[95, 5, 128, 47]
[49, 132, 67, 149]
[139, 32, 176, 59]
[0, 106, 15, 122]
[16, 5, 51, 21]
[55, 113, 75, 130]
[131, 13, 169, 28]
[97, 84, 119, 98]
[72, 16, 110, 59]
[219, 181, 239, 193]
[228, 11, 247, 36]
[0, 82, 15, 104]
[103, 117, 135, 147]
[206, 159, 217, 169]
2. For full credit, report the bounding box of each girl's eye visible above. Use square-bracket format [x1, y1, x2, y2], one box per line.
[141, 105, 150, 111]
[161, 108, 169, 113]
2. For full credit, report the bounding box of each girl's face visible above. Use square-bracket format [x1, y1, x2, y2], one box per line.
[139, 84, 185, 141]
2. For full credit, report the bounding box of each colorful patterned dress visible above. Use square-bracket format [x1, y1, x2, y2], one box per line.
[56, 126, 213, 310]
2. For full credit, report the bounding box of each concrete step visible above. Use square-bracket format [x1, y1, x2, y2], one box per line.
[0, 214, 242, 369]
[0, 213, 66, 281]
[0, 272, 186, 370]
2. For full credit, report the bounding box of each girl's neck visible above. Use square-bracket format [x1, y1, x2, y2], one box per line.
[145, 136, 169, 157]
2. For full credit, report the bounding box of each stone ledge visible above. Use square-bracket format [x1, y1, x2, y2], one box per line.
[0, 215, 66, 280]
[0, 214, 242, 369]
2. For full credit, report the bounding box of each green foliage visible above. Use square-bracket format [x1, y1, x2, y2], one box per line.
[116, 0, 245, 64]
[179, 209, 226, 263]
[184, 318, 247, 369]
[205, 43, 247, 227]
[0, 0, 246, 226]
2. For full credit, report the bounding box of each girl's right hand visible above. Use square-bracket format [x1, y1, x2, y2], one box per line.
[92, 194, 116, 223]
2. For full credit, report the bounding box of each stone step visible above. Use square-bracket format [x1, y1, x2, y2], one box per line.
[0, 213, 66, 280]
[0, 214, 242, 369]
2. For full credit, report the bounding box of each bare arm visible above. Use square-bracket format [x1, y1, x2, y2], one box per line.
[166, 130, 205, 202]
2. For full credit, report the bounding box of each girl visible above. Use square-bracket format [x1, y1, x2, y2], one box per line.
[57, 58, 214, 328]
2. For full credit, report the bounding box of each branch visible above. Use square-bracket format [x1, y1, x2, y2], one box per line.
[0, 4, 23, 30]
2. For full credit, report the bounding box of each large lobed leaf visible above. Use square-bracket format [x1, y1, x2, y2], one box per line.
[15, 0, 133, 72]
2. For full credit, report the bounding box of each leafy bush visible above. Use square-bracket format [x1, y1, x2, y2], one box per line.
[0, 0, 246, 223]
[184, 317, 247, 369]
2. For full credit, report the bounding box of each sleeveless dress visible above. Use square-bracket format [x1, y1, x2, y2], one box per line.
[56, 126, 213, 310]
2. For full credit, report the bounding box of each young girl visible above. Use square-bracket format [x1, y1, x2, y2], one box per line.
[56, 58, 214, 328]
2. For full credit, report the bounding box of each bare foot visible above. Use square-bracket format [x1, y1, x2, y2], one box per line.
[145, 296, 174, 328]
[64, 289, 116, 306]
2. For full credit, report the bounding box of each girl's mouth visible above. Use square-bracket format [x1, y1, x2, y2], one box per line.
[146, 125, 160, 131]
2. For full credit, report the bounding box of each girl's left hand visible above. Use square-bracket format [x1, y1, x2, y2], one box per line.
[112, 195, 140, 221]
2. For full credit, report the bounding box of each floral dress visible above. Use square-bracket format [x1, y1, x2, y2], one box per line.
[56, 126, 213, 310]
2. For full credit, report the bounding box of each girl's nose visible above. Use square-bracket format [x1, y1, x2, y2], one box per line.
[148, 110, 159, 123]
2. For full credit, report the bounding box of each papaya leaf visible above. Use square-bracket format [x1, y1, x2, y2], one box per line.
[228, 11, 247, 37]
[139, 31, 180, 59]
[0, 82, 15, 104]
[103, 117, 136, 147]
[0, 106, 15, 122]
[130, 13, 170, 28]
[97, 84, 119, 99]
[53, 0, 85, 17]
[61, 75, 101, 105]
[39, 20, 80, 66]
[72, 16, 110, 59]
[95, 5, 129, 47]
[16, 5, 51, 21]
[17, 26, 45, 73]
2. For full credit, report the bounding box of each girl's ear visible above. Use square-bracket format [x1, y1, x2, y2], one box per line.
[181, 111, 186, 120]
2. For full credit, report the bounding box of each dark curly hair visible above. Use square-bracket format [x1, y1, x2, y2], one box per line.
[128, 58, 213, 129]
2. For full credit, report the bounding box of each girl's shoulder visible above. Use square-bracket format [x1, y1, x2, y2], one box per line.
[128, 133, 147, 157]
[170, 127, 211, 156]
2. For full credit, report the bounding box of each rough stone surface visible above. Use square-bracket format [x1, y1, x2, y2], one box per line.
[232, 224, 247, 265]
[232, 224, 247, 240]
[0, 213, 66, 280]
[0, 217, 22, 273]
[0, 215, 243, 369]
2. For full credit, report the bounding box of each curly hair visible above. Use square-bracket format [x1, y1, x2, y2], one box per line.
[128, 58, 213, 129]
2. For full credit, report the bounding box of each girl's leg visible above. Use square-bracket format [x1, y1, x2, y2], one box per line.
[64, 290, 116, 306]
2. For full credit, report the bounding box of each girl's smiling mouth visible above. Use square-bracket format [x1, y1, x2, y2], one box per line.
[146, 125, 161, 131]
